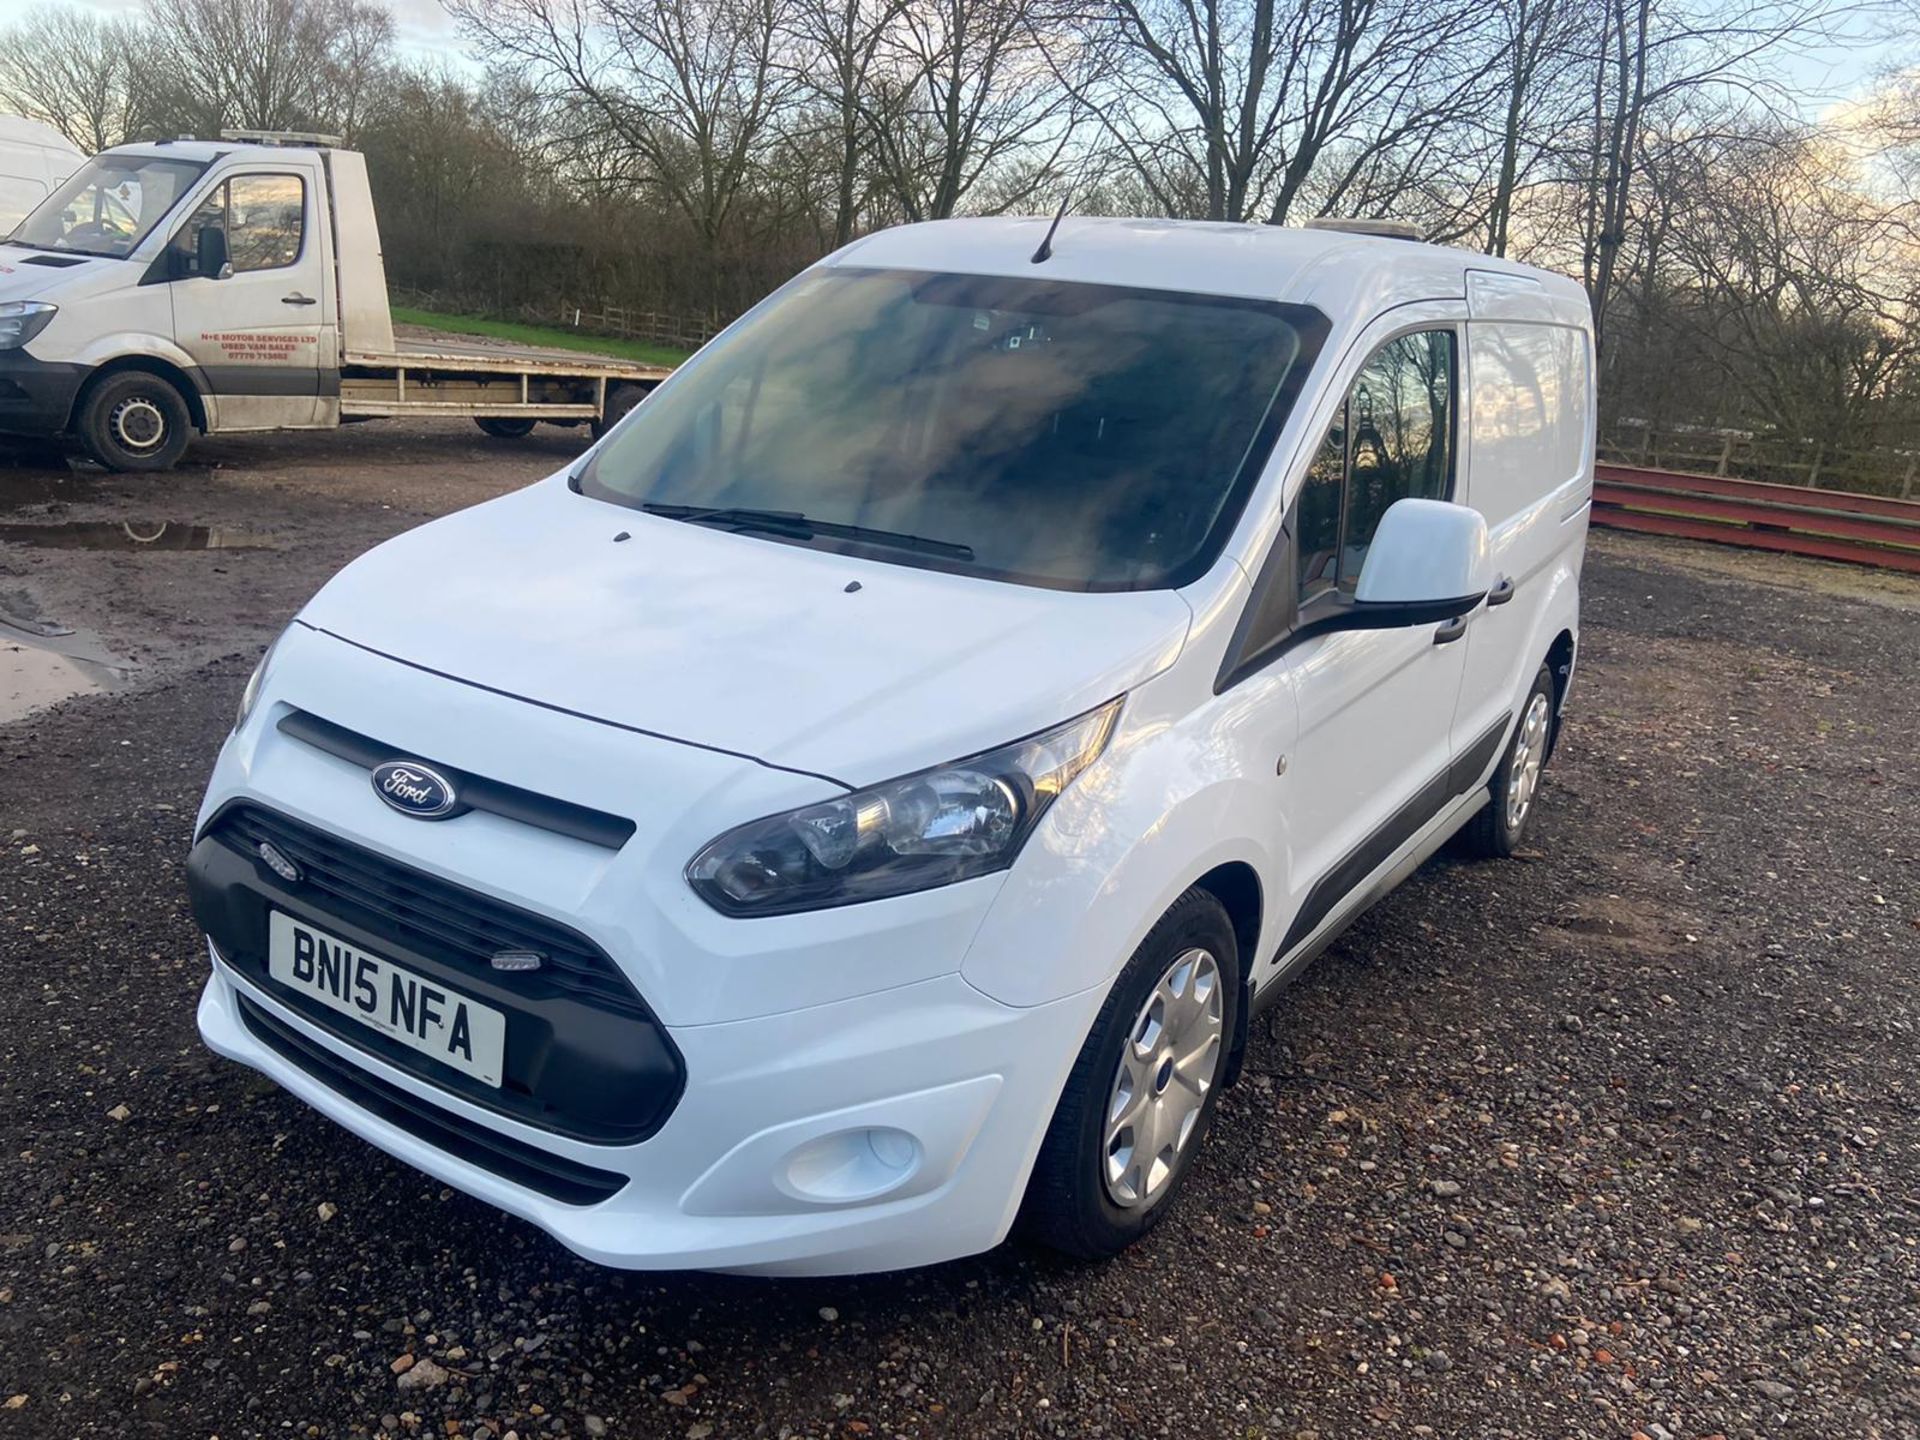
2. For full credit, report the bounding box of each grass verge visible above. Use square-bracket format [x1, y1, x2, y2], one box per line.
[390, 307, 693, 369]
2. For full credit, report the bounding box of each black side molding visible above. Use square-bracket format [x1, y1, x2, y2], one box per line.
[277, 709, 636, 851]
[1273, 712, 1510, 957]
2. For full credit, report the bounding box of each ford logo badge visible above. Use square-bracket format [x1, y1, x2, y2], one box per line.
[371, 759, 459, 819]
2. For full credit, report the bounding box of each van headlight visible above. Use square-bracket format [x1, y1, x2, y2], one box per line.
[234, 627, 289, 734]
[687, 698, 1123, 916]
[0, 302, 57, 351]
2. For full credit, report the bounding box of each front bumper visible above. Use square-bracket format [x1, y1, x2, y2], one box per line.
[0, 349, 84, 437]
[198, 951, 1104, 1275]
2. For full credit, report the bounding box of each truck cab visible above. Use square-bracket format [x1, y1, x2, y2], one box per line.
[0, 132, 664, 470]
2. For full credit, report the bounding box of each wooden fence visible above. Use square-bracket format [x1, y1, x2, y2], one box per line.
[553, 301, 721, 352]
[1599, 422, 1918, 500]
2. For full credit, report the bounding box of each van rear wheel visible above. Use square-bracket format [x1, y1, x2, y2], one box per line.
[77, 371, 193, 472]
[1460, 662, 1556, 858]
[1019, 888, 1239, 1259]
[475, 417, 537, 439]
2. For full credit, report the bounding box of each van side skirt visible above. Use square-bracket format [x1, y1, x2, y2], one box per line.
[1248, 781, 1492, 1021]
[1271, 712, 1510, 961]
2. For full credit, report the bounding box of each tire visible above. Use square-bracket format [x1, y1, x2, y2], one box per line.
[77, 371, 193, 472]
[1459, 662, 1556, 858]
[590, 382, 650, 440]
[475, 417, 538, 439]
[1019, 888, 1241, 1260]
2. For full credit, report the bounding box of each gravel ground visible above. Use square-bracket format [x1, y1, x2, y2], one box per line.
[0, 428, 1915, 1440]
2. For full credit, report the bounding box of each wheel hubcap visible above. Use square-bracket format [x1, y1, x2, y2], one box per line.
[1505, 691, 1552, 831]
[1103, 947, 1224, 1208]
[110, 397, 166, 452]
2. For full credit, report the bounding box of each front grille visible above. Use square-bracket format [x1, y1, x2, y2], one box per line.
[206, 803, 647, 1017]
[237, 993, 628, 1205]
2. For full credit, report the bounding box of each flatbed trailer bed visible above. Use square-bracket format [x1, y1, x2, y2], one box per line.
[339, 341, 673, 423]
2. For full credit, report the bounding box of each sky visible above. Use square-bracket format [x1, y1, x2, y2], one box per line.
[66, 0, 465, 57]
[43, 0, 1903, 110]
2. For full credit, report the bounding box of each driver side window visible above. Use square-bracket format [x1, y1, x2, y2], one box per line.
[1297, 329, 1457, 602]
[174, 174, 306, 277]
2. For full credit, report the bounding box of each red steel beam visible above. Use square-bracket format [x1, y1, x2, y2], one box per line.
[1593, 483, 1920, 550]
[1591, 505, 1920, 574]
[1596, 463, 1920, 523]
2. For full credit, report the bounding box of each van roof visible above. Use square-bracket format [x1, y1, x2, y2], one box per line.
[831, 216, 1592, 329]
[0, 115, 84, 159]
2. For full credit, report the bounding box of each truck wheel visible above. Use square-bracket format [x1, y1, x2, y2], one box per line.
[78, 372, 193, 472]
[590, 383, 650, 440]
[1459, 662, 1556, 859]
[1019, 888, 1239, 1259]
[475, 417, 537, 439]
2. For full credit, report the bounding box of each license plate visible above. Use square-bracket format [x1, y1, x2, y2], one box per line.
[267, 911, 506, 1087]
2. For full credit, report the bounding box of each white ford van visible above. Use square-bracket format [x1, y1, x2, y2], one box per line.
[190, 218, 1593, 1275]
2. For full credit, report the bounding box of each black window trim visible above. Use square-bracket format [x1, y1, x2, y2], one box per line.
[1216, 321, 1463, 693]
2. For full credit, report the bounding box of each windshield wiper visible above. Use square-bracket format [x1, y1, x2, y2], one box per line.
[641, 503, 974, 561]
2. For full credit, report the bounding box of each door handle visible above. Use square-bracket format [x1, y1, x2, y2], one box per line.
[1486, 575, 1516, 607]
[1433, 614, 1469, 645]
[281, 293, 318, 306]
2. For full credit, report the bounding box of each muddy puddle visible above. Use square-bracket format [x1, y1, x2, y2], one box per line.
[0, 619, 136, 723]
[0, 521, 274, 551]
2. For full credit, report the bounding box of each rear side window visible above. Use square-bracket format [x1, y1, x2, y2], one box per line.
[1298, 329, 1456, 600]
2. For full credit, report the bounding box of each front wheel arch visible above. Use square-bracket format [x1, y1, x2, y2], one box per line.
[71, 357, 208, 435]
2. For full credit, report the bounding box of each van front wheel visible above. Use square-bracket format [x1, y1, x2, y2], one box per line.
[77, 372, 193, 472]
[1019, 888, 1239, 1259]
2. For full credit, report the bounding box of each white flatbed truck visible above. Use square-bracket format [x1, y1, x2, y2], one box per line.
[0, 130, 671, 471]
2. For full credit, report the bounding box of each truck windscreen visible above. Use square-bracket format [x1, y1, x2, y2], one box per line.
[9, 154, 208, 259]
[577, 268, 1330, 593]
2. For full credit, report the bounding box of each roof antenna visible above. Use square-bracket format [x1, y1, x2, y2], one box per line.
[1030, 194, 1071, 264]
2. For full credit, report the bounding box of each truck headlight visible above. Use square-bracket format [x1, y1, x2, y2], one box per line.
[688, 698, 1124, 916]
[0, 302, 57, 351]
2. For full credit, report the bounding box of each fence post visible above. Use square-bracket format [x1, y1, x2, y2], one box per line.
[1807, 442, 1824, 488]
[1903, 457, 1916, 500]
[1716, 434, 1732, 477]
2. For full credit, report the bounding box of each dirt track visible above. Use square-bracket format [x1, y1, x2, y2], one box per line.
[1, 423, 1916, 1440]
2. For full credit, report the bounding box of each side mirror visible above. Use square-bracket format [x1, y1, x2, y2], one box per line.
[195, 224, 229, 279]
[1347, 498, 1491, 626]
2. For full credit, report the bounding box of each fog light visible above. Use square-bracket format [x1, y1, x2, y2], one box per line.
[780, 1127, 922, 1205]
[257, 841, 301, 883]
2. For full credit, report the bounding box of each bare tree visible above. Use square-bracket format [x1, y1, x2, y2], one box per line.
[860, 0, 1080, 222]
[1049, 0, 1503, 225]
[143, 0, 394, 139]
[0, 7, 153, 151]
[1568, 0, 1855, 357]
[1482, 0, 1589, 255]
[450, 0, 797, 312]
[786, 0, 910, 245]
[1642, 120, 1920, 445]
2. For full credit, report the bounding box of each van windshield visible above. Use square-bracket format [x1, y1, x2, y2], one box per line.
[9, 154, 207, 258]
[577, 269, 1328, 591]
